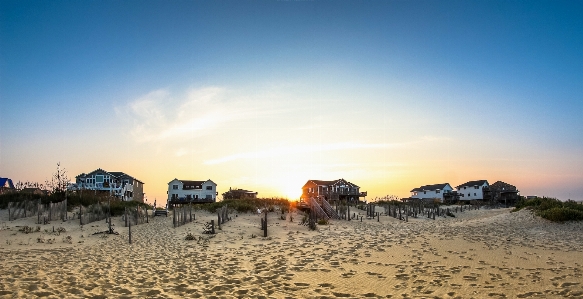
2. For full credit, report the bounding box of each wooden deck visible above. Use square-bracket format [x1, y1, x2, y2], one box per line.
[168, 199, 215, 205]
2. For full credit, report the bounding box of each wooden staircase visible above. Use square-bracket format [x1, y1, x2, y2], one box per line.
[320, 198, 339, 219]
[308, 197, 340, 220]
[309, 198, 330, 220]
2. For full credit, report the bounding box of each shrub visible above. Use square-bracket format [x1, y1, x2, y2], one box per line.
[513, 196, 583, 222]
[198, 198, 292, 214]
[317, 218, 329, 225]
[537, 207, 583, 222]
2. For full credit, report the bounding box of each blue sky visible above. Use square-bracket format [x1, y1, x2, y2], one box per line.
[1, 0, 582, 202]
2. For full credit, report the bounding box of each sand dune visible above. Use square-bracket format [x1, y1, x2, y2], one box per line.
[1, 206, 583, 298]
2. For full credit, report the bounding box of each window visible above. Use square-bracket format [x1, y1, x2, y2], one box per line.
[205, 194, 212, 199]
[96, 175, 104, 183]
[474, 186, 479, 189]
[468, 193, 471, 197]
[424, 191, 426, 194]
[206, 186, 213, 190]
[464, 187, 467, 190]
[436, 190, 441, 194]
[474, 193, 477, 196]
[173, 185, 178, 190]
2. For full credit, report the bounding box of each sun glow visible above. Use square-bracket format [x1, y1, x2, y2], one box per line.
[274, 174, 305, 201]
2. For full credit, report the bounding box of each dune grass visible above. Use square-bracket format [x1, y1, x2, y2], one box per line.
[513, 197, 583, 222]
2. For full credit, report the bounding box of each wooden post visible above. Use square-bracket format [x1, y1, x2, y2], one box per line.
[218, 213, 221, 230]
[172, 204, 176, 227]
[377, 212, 380, 222]
[211, 220, 215, 234]
[347, 205, 350, 221]
[129, 220, 132, 244]
[263, 212, 267, 237]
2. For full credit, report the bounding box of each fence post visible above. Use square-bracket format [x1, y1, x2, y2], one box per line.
[264, 212, 267, 237]
[64, 198, 68, 221]
[211, 220, 215, 234]
[173, 204, 176, 228]
[129, 220, 132, 244]
[347, 205, 350, 221]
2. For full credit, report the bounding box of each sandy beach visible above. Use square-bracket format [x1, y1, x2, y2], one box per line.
[1, 206, 583, 298]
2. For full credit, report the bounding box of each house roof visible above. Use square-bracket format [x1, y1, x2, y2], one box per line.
[456, 180, 488, 189]
[0, 178, 15, 189]
[77, 169, 144, 184]
[170, 179, 216, 187]
[21, 187, 48, 194]
[489, 181, 518, 192]
[410, 183, 451, 192]
[226, 188, 257, 194]
[303, 179, 360, 188]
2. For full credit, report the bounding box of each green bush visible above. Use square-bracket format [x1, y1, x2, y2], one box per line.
[197, 198, 291, 214]
[513, 196, 583, 222]
[537, 207, 583, 222]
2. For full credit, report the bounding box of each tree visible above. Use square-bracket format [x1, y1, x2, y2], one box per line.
[47, 162, 70, 195]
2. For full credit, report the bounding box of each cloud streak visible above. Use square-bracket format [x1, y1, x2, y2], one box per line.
[116, 87, 249, 143]
[203, 142, 407, 165]
[116, 85, 309, 144]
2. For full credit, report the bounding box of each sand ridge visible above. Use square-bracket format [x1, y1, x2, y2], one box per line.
[1, 206, 583, 298]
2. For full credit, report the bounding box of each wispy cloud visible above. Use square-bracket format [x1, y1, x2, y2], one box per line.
[116, 87, 250, 143]
[116, 85, 308, 144]
[203, 142, 406, 165]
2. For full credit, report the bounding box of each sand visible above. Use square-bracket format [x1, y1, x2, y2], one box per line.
[1, 205, 583, 298]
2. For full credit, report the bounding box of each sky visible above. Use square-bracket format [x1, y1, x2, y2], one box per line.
[1, 0, 582, 204]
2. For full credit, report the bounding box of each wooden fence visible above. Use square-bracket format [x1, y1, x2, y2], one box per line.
[8, 199, 68, 223]
[38, 199, 68, 224]
[80, 202, 108, 225]
[173, 203, 194, 228]
[7, 200, 40, 221]
[124, 205, 149, 227]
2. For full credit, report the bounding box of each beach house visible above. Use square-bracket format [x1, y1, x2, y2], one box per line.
[410, 183, 453, 202]
[456, 180, 489, 200]
[73, 169, 145, 202]
[301, 179, 366, 203]
[222, 187, 258, 200]
[0, 178, 15, 194]
[483, 181, 520, 206]
[167, 179, 217, 203]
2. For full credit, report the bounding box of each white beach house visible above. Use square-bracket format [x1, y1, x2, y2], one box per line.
[410, 183, 453, 202]
[167, 179, 217, 203]
[456, 180, 489, 200]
